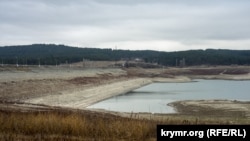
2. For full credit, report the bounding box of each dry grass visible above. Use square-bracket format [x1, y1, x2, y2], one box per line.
[0, 110, 156, 141]
[0, 109, 249, 141]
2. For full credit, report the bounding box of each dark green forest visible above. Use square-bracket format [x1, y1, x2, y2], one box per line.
[0, 44, 250, 66]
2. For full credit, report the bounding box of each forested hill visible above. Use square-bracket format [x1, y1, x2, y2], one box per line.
[0, 44, 250, 66]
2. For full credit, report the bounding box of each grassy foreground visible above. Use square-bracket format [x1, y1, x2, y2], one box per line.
[0, 109, 248, 141]
[0, 110, 157, 141]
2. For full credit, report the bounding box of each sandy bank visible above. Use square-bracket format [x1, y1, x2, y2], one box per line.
[152, 76, 192, 83]
[169, 100, 250, 118]
[189, 73, 250, 80]
[24, 76, 191, 109]
[25, 78, 152, 108]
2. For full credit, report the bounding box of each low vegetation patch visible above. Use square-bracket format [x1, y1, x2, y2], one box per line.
[0, 109, 248, 141]
[0, 110, 156, 141]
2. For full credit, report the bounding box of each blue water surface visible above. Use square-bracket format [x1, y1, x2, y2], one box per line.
[88, 79, 250, 113]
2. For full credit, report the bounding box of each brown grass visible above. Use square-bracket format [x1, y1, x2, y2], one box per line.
[1, 105, 249, 140]
[0, 110, 157, 141]
[0, 108, 248, 141]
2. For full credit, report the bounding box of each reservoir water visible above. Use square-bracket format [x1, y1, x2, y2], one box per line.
[88, 79, 250, 113]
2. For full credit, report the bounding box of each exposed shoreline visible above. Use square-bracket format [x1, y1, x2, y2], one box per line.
[25, 78, 151, 108]
[1, 66, 250, 118]
[169, 100, 250, 118]
[1, 66, 249, 141]
[23, 72, 250, 118]
[24, 76, 192, 109]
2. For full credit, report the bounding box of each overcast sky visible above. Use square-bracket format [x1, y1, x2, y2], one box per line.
[1, 0, 250, 51]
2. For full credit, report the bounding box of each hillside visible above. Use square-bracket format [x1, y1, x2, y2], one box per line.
[0, 44, 250, 66]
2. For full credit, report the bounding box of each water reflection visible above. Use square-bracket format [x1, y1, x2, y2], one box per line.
[88, 79, 250, 113]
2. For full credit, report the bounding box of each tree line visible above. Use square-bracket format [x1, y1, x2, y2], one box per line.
[0, 44, 250, 66]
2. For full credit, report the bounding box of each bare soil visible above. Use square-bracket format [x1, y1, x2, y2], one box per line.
[169, 100, 250, 118]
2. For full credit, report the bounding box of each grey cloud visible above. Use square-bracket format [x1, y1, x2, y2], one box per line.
[0, 0, 250, 50]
